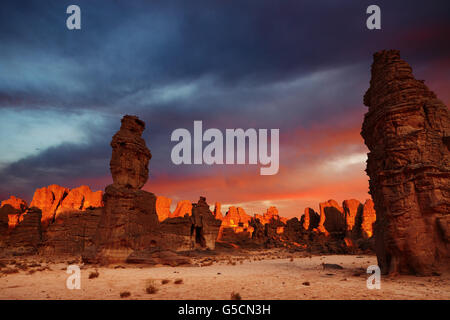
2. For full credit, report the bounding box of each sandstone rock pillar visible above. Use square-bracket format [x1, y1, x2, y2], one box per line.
[361, 50, 450, 275]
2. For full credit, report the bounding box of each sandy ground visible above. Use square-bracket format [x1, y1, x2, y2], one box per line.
[0, 250, 449, 300]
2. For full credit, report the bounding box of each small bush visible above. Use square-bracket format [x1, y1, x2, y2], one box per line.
[230, 292, 242, 300]
[161, 279, 170, 285]
[89, 270, 100, 279]
[174, 278, 183, 284]
[120, 291, 131, 298]
[145, 280, 158, 294]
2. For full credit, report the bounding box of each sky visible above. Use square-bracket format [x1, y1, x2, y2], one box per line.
[0, 0, 449, 217]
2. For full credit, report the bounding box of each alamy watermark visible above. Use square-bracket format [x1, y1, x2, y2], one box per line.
[66, 265, 81, 290]
[170, 121, 279, 175]
[366, 265, 381, 289]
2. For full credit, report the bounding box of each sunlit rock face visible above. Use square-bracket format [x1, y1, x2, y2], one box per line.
[222, 206, 252, 229]
[171, 200, 192, 217]
[1, 196, 28, 229]
[315, 199, 346, 236]
[57, 185, 103, 215]
[301, 207, 320, 231]
[217, 206, 254, 242]
[28, 184, 103, 227]
[362, 50, 450, 275]
[30, 184, 69, 226]
[342, 199, 363, 247]
[110, 115, 151, 189]
[156, 196, 172, 221]
[89, 115, 159, 264]
[361, 199, 376, 239]
[7, 207, 42, 255]
[213, 202, 223, 220]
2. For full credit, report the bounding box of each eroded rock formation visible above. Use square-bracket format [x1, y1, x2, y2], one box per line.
[110, 115, 151, 189]
[343, 199, 363, 247]
[7, 208, 42, 255]
[42, 208, 102, 255]
[30, 185, 68, 226]
[301, 207, 320, 231]
[361, 50, 450, 275]
[89, 115, 159, 264]
[214, 202, 223, 220]
[171, 200, 192, 217]
[361, 199, 376, 239]
[156, 196, 172, 221]
[27, 184, 102, 227]
[315, 199, 346, 236]
[1, 196, 28, 229]
[191, 197, 222, 249]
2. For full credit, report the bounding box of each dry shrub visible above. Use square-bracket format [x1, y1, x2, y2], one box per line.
[145, 280, 158, 294]
[174, 278, 183, 284]
[89, 270, 100, 279]
[230, 292, 242, 300]
[120, 291, 131, 298]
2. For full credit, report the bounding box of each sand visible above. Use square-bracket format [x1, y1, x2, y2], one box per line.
[0, 250, 449, 300]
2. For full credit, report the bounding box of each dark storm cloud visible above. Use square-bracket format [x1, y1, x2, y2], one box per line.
[0, 0, 449, 200]
[1, 0, 448, 110]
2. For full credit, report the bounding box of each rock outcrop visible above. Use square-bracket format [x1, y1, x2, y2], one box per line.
[57, 185, 103, 215]
[191, 197, 222, 249]
[7, 208, 42, 254]
[343, 199, 363, 246]
[315, 199, 346, 236]
[301, 207, 320, 231]
[156, 196, 172, 221]
[222, 206, 252, 229]
[361, 199, 376, 239]
[171, 200, 192, 217]
[42, 208, 102, 255]
[28, 185, 102, 227]
[89, 115, 159, 264]
[1, 196, 28, 229]
[214, 202, 223, 220]
[361, 50, 450, 275]
[30, 185, 68, 226]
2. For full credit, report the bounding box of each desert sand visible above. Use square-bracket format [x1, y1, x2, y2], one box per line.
[1, 250, 448, 300]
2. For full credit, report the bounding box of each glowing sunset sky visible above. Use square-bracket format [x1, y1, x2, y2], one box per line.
[0, 0, 449, 217]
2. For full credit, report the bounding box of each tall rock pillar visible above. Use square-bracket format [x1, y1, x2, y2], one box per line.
[361, 50, 450, 275]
